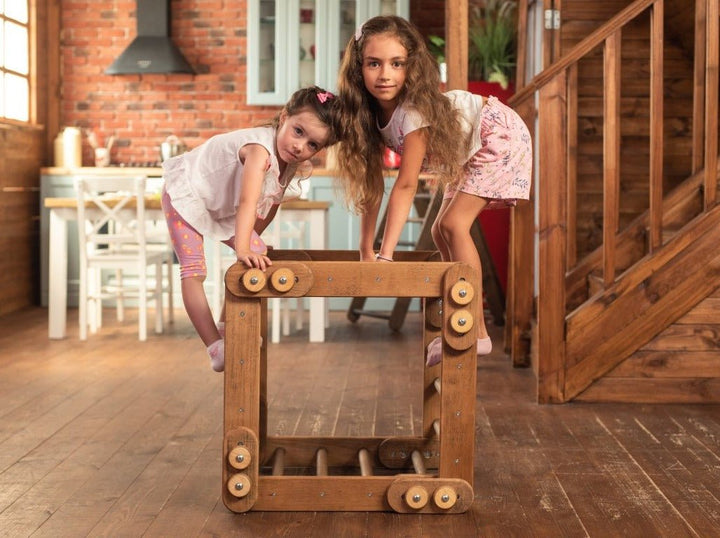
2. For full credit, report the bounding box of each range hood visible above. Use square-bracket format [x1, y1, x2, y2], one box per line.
[106, 0, 195, 75]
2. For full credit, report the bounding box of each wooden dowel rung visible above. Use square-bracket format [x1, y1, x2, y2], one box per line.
[433, 377, 441, 394]
[358, 448, 373, 476]
[433, 419, 440, 437]
[272, 447, 285, 476]
[316, 447, 328, 476]
[411, 450, 426, 475]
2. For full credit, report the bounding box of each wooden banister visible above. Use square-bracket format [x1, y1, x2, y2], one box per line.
[507, 0, 720, 401]
[510, 0, 657, 107]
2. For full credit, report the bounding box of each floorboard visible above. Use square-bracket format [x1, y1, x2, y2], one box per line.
[0, 306, 719, 537]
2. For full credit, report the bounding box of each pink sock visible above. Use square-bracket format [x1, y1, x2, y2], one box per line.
[207, 339, 224, 372]
[425, 336, 492, 367]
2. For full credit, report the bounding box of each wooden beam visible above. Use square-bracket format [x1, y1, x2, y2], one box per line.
[704, 0, 719, 209]
[602, 30, 621, 286]
[445, 0, 468, 90]
[648, 0, 664, 251]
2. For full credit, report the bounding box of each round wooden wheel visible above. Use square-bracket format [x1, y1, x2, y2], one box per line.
[450, 280, 474, 305]
[405, 485, 429, 509]
[228, 446, 251, 470]
[242, 269, 266, 293]
[227, 473, 252, 498]
[449, 309, 473, 334]
[433, 486, 457, 509]
[270, 267, 295, 292]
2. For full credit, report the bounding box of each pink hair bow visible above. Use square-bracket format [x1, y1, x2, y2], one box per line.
[317, 91, 334, 104]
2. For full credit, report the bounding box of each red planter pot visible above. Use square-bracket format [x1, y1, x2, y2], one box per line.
[467, 80, 515, 105]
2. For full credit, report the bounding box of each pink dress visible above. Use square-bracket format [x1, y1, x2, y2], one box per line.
[378, 90, 532, 208]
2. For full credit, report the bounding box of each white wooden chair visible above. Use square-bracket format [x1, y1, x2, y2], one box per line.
[74, 175, 169, 341]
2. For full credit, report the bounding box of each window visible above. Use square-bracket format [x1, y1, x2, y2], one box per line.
[1, 1, 30, 122]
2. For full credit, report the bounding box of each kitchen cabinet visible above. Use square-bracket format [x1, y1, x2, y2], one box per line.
[247, 0, 409, 105]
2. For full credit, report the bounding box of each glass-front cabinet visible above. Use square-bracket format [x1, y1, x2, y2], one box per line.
[247, 0, 409, 105]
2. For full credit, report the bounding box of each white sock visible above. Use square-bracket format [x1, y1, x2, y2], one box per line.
[207, 339, 224, 372]
[217, 321, 225, 339]
[426, 336, 492, 367]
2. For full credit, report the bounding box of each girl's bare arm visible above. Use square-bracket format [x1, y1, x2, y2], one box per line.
[378, 129, 427, 260]
[235, 144, 272, 269]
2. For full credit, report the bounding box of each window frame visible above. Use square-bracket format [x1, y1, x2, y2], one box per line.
[1, 0, 33, 124]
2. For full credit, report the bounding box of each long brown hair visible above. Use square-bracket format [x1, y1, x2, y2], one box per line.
[335, 16, 468, 212]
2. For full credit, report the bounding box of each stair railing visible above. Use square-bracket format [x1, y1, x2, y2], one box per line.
[507, 0, 719, 402]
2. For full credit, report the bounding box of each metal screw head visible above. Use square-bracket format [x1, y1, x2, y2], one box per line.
[441, 493, 450, 502]
[413, 493, 422, 502]
[279, 276, 287, 284]
[459, 289, 467, 298]
[458, 317, 467, 326]
[235, 482, 244, 491]
[235, 454, 245, 463]
[250, 276, 258, 285]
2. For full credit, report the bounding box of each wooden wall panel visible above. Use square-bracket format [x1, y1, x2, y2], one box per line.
[560, 1, 695, 259]
[0, 126, 44, 315]
[1, 1, 50, 314]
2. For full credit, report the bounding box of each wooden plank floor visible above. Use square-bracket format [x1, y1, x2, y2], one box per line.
[1, 306, 720, 537]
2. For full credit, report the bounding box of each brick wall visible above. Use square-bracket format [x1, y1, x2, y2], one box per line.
[60, 0, 276, 166]
[58, 1, 449, 166]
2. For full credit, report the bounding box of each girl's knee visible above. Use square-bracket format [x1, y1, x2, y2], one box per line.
[431, 220, 443, 244]
[179, 263, 208, 280]
[435, 214, 456, 240]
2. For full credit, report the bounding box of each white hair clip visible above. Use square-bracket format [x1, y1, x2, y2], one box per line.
[354, 25, 363, 41]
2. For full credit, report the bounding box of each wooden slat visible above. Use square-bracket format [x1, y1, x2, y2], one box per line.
[507, 98, 536, 367]
[608, 351, 720, 378]
[602, 29, 621, 286]
[567, 63, 579, 267]
[648, 0, 664, 251]
[576, 377, 720, 403]
[536, 72, 569, 403]
[704, 0, 719, 209]
[444, 0, 467, 90]
[438, 264, 477, 485]
[692, 0, 707, 174]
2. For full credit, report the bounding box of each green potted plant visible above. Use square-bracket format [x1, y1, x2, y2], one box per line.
[468, 0, 518, 101]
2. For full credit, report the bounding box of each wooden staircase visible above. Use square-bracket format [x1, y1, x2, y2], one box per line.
[507, 0, 720, 403]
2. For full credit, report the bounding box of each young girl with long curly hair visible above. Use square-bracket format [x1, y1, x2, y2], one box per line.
[334, 16, 532, 365]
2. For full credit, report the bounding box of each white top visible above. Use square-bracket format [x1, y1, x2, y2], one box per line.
[378, 90, 485, 170]
[162, 126, 293, 240]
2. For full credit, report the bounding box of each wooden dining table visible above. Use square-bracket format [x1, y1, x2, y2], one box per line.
[44, 196, 330, 341]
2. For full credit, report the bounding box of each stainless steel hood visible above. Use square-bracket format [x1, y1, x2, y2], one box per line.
[106, 0, 195, 75]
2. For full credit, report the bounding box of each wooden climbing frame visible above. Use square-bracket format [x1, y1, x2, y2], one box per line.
[222, 250, 479, 513]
